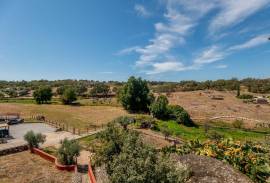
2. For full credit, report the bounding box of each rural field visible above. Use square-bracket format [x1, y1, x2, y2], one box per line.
[167, 90, 270, 127]
[0, 151, 73, 183]
[0, 103, 128, 129]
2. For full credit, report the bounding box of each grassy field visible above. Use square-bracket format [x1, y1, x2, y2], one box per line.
[0, 103, 128, 129]
[156, 120, 268, 142]
[0, 151, 73, 183]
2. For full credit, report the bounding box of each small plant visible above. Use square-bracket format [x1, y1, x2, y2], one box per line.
[57, 138, 80, 165]
[232, 119, 244, 129]
[24, 130, 46, 148]
[206, 131, 224, 141]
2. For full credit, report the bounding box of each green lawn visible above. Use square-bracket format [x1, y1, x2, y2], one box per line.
[156, 120, 268, 142]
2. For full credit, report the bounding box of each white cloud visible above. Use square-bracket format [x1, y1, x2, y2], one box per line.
[116, 46, 140, 55]
[146, 61, 187, 74]
[194, 46, 225, 65]
[229, 34, 270, 51]
[209, 0, 270, 33]
[134, 4, 151, 17]
[118, 0, 270, 75]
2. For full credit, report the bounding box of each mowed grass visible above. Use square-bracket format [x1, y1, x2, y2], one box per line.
[157, 120, 268, 142]
[0, 103, 128, 129]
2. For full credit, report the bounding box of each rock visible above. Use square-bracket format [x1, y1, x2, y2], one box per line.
[176, 154, 253, 183]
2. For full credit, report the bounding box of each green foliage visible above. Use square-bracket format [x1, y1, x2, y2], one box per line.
[118, 76, 152, 112]
[61, 88, 77, 105]
[150, 95, 169, 119]
[237, 84, 240, 97]
[93, 123, 190, 183]
[0, 92, 4, 99]
[232, 119, 244, 129]
[167, 105, 194, 126]
[173, 139, 270, 183]
[114, 116, 135, 130]
[90, 83, 110, 97]
[237, 94, 253, 99]
[33, 86, 53, 104]
[24, 130, 46, 148]
[149, 95, 194, 127]
[57, 138, 81, 165]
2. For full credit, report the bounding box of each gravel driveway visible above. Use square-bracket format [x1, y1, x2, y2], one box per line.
[9, 123, 56, 139]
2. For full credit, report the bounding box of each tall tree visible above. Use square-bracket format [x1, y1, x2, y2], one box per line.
[33, 86, 53, 104]
[61, 88, 77, 105]
[118, 76, 152, 112]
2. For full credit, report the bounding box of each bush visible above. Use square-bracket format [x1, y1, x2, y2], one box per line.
[237, 94, 253, 99]
[232, 119, 244, 129]
[61, 88, 77, 105]
[118, 76, 152, 112]
[24, 130, 46, 148]
[33, 86, 53, 104]
[94, 123, 190, 183]
[150, 95, 169, 119]
[114, 116, 135, 130]
[57, 138, 80, 165]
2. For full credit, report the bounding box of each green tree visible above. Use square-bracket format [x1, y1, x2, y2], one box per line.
[24, 130, 46, 148]
[150, 95, 169, 119]
[94, 123, 190, 183]
[118, 76, 152, 112]
[90, 83, 110, 97]
[61, 88, 77, 105]
[33, 86, 53, 104]
[57, 138, 80, 165]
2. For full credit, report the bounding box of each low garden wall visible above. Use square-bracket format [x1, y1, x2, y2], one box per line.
[88, 161, 97, 183]
[32, 148, 76, 172]
[32, 147, 97, 182]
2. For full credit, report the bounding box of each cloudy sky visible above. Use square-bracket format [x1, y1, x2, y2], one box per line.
[0, 0, 270, 81]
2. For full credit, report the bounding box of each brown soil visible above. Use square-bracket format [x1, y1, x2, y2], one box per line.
[167, 90, 270, 127]
[0, 151, 73, 183]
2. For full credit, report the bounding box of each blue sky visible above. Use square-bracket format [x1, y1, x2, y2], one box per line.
[0, 0, 269, 81]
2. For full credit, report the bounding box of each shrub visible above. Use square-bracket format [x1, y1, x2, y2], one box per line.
[206, 131, 224, 141]
[118, 76, 152, 112]
[232, 119, 244, 129]
[94, 123, 190, 183]
[114, 116, 135, 130]
[24, 130, 46, 148]
[33, 86, 53, 104]
[61, 88, 77, 105]
[57, 138, 81, 165]
[150, 95, 169, 119]
[90, 83, 110, 97]
[237, 94, 253, 99]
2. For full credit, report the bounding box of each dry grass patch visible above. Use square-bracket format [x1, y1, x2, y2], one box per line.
[0, 151, 73, 183]
[167, 90, 270, 128]
[0, 103, 128, 129]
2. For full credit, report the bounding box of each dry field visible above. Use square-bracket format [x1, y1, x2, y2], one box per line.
[167, 90, 270, 127]
[0, 151, 73, 183]
[0, 103, 128, 129]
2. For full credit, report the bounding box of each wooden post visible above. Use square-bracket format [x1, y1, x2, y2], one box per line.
[73, 127, 75, 134]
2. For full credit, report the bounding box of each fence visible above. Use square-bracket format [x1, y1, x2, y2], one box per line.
[26, 114, 104, 135]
